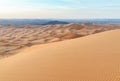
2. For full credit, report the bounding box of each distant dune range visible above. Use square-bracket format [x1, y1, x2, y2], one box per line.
[0, 29, 120, 81]
[0, 23, 120, 58]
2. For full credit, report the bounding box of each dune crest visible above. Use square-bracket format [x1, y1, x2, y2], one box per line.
[0, 29, 120, 81]
[0, 23, 120, 58]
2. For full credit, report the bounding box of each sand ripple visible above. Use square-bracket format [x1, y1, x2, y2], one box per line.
[0, 23, 119, 58]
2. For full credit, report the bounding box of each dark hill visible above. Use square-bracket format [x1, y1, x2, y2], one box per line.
[42, 20, 69, 25]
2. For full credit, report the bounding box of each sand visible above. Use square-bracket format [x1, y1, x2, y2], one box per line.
[0, 23, 120, 58]
[0, 29, 120, 81]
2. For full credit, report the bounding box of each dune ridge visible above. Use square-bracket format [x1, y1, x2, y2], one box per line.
[0, 23, 120, 58]
[0, 29, 120, 81]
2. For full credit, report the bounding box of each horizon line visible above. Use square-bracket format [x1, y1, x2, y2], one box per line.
[0, 18, 120, 20]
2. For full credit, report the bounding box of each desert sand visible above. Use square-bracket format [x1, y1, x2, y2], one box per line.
[0, 23, 120, 58]
[0, 29, 120, 81]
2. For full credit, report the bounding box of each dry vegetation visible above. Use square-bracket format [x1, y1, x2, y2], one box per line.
[0, 23, 120, 58]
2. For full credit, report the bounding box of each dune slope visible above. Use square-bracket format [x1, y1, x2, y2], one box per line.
[0, 30, 120, 81]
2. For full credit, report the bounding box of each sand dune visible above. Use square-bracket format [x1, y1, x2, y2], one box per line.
[0, 23, 119, 58]
[0, 29, 120, 81]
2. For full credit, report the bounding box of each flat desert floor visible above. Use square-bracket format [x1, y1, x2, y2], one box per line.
[0, 29, 120, 81]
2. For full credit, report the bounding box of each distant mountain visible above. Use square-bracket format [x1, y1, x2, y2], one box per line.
[0, 19, 120, 26]
[62, 19, 120, 24]
[0, 19, 69, 25]
[0, 19, 50, 25]
[42, 20, 69, 25]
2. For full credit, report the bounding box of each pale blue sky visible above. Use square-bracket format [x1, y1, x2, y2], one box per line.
[0, 0, 120, 18]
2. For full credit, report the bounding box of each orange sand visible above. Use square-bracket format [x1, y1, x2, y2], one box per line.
[0, 29, 120, 81]
[0, 23, 119, 58]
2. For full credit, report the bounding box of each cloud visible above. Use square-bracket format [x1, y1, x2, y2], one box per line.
[60, 0, 80, 3]
[104, 4, 120, 8]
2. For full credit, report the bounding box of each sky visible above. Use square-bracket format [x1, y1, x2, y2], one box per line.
[0, 0, 120, 19]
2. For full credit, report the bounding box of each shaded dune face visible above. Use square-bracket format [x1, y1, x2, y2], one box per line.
[0, 23, 120, 58]
[0, 30, 120, 81]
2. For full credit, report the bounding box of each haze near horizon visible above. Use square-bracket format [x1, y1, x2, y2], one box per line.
[0, 0, 120, 19]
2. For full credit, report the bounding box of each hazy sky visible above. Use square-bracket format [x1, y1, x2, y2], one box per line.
[0, 0, 120, 18]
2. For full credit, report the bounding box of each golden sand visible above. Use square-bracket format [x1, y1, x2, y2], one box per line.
[0, 23, 119, 58]
[0, 29, 120, 81]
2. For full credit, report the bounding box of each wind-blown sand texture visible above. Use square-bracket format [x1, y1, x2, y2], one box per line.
[0, 23, 120, 58]
[0, 29, 120, 81]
